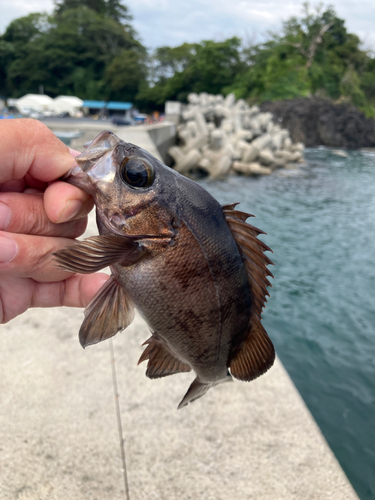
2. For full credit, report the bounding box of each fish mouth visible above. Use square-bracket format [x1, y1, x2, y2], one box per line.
[61, 163, 94, 192]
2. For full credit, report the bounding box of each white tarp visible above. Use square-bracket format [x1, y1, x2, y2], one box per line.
[52, 96, 83, 116]
[15, 94, 83, 116]
[15, 94, 54, 114]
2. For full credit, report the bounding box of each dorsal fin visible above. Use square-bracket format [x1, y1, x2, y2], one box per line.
[138, 336, 192, 379]
[222, 203, 275, 381]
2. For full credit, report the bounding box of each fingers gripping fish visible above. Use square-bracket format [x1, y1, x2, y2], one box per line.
[54, 131, 275, 408]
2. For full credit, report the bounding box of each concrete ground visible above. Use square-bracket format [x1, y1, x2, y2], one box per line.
[0, 124, 358, 500]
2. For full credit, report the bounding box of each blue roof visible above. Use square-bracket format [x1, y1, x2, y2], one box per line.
[107, 102, 133, 110]
[82, 100, 133, 110]
[82, 100, 106, 108]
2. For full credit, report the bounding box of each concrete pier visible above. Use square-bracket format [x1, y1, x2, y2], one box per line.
[0, 121, 358, 500]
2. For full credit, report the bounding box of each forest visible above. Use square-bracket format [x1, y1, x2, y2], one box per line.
[1, 1, 375, 117]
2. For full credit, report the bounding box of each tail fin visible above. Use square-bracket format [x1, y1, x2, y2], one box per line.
[177, 372, 232, 409]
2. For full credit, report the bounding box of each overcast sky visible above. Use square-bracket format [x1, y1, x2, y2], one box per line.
[1, 0, 374, 51]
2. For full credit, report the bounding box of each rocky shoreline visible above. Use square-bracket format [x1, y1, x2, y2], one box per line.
[260, 98, 375, 149]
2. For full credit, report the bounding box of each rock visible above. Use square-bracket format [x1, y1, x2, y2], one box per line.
[260, 97, 375, 149]
[332, 149, 348, 157]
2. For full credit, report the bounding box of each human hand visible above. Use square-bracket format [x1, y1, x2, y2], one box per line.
[0, 119, 109, 324]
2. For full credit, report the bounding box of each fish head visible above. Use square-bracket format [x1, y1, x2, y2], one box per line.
[64, 130, 179, 238]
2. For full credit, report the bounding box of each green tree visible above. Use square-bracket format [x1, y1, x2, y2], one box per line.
[54, 0, 132, 24]
[138, 38, 244, 107]
[224, 3, 374, 114]
[105, 49, 147, 101]
[1, 13, 51, 96]
[1, 3, 145, 101]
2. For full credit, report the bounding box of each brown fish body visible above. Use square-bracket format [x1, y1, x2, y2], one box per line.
[54, 131, 275, 408]
[110, 193, 251, 385]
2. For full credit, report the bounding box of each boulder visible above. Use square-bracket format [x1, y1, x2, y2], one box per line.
[260, 97, 375, 149]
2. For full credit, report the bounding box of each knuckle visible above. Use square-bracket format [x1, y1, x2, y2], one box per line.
[22, 239, 54, 278]
[17, 196, 48, 235]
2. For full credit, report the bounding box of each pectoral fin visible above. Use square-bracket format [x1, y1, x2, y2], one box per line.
[53, 235, 145, 274]
[79, 275, 135, 347]
[138, 336, 191, 378]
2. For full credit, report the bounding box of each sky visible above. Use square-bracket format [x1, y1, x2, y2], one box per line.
[1, 0, 375, 51]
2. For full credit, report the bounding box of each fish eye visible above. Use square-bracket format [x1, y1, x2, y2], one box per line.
[120, 157, 155, 189]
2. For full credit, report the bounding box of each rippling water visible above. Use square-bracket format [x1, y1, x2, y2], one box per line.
[201, 149, 375, 499]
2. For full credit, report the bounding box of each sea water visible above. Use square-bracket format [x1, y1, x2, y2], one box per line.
[201, 148, 375, 499]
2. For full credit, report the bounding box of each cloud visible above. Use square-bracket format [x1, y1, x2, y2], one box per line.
[1, 0, 375, 51]
[0, 0, 54, 33]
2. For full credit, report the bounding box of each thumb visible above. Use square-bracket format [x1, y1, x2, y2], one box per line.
[0, 119, 76, 184]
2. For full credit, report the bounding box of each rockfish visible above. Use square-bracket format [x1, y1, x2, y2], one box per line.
[54, 131, 275, 408]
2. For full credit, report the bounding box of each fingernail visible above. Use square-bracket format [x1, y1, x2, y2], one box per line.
[58, 200, 83, 223]
[0, 236, 18, 263]
[0, 202, 11, 230]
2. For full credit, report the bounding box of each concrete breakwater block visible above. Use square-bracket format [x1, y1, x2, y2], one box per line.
[165, 93, 305, 178]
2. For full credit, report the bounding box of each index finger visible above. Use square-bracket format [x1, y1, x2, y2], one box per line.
[0, 119, 76, 184]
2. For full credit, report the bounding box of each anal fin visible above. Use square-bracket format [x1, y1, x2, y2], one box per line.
[79, 275, 134, 347]
[229, 321, 275, 381]
[138, 336, 191, 379]
[178, 378, 211, 409]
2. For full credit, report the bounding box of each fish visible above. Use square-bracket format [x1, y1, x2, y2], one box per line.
[54, 130, 275, 408]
